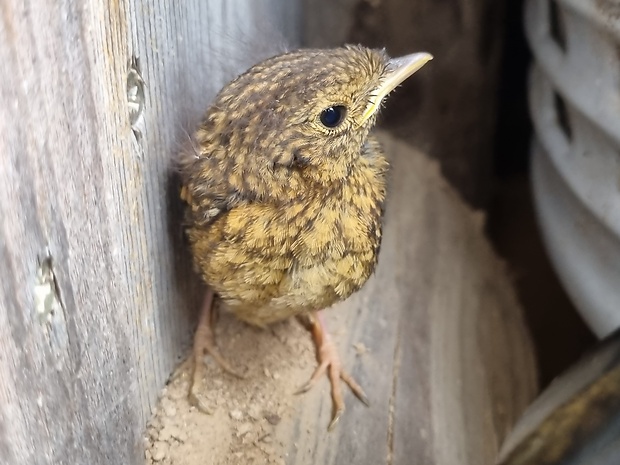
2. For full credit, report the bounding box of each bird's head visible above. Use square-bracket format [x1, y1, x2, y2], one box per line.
[196, 45, 432, 188]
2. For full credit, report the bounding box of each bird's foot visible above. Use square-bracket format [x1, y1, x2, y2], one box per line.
[296, 311, 369, 431]
[187, 289, 244, 414]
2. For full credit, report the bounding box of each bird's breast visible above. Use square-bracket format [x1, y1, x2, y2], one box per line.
[188, 147, 388, 326]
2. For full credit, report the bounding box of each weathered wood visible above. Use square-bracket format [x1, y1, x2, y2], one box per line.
[0, 2, 301, 464]
[144, 134, 537, 465]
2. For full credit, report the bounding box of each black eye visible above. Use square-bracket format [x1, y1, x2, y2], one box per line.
[320, 105, 347, 128]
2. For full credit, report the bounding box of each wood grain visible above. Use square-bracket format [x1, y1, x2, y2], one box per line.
[0, 1, 300, 464]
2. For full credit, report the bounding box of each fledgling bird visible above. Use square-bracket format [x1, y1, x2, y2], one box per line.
[179, 45, 432, 430]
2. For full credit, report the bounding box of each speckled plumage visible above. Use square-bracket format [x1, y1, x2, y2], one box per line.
[180, 46, 389, 326]
[179, 45, 431, 429]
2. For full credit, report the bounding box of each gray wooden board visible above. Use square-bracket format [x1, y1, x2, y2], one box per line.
[0, 1, 301, 464]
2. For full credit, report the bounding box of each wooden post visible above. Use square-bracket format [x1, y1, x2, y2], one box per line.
[0, 1, 301, 464]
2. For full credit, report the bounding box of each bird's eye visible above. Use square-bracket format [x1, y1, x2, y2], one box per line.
[319, 106, 347, 128]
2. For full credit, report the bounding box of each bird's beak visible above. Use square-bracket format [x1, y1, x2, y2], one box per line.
[361, 52, 433, 124]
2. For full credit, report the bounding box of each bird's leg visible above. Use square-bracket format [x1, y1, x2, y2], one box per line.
[296, 311, 369, 430]
[188, 288, 243, 413]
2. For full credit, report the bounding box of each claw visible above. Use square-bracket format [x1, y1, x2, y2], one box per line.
[187, 289, 243, 412]
[188, 389, 214, 414]
[328, 407, 344, 431]
[340, 369, 370, 406]
[295, 358, 329, 395]
[297, 311, 369, 431]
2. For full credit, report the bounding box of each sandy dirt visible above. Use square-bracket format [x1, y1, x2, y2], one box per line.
[143, 308, 358, 465]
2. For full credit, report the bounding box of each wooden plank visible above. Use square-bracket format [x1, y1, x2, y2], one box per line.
[0, 1, 301, 464]
[144, 133, 537, 465]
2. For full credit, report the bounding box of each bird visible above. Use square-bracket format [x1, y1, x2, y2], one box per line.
[178, 45, 432, 430]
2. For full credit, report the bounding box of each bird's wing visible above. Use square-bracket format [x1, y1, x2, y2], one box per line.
[180, 170, 240, 227]
[177, 130, 269, 229]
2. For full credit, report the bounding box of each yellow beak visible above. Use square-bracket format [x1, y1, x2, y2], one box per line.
[361, 52, 433, 123]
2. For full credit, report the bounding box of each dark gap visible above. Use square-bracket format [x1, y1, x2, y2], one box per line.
[549, 0, 567, 51]
[477, 1, 501, 65]
[489, 0, 595, 388]
[554, 92, 572, 141]
[493, 0, 533, 178]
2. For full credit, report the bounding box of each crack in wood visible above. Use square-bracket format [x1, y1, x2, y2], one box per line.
[387, 317, 402, 465]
